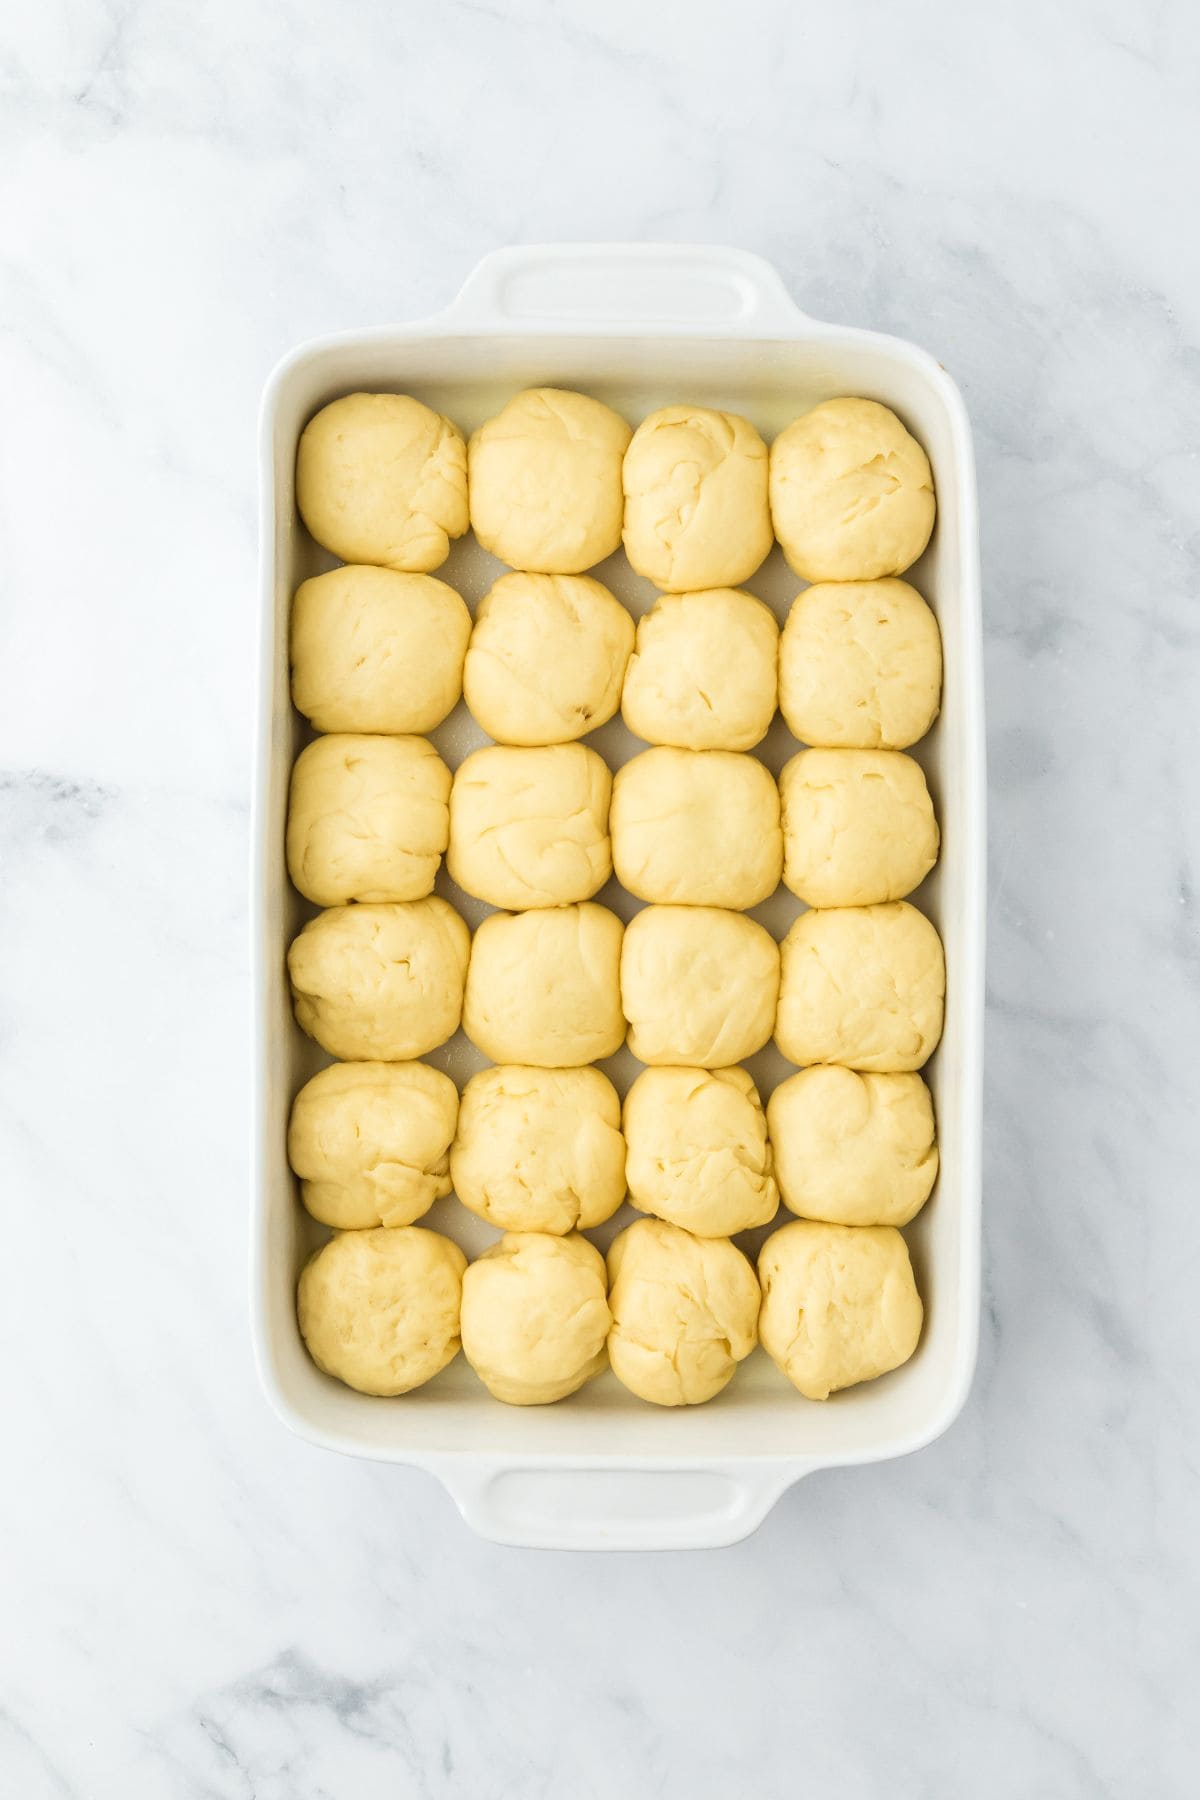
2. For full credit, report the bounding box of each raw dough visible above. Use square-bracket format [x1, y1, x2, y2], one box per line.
[757, 1220, 923, 1399]
[460, 1232, 611, 1405]
[291, 566, 471, 734]
[451, 1065, 625, 1233]
[287, 734, 451, 906]
[775, 901, 944, 1071]
[606, 1218, 759, 1406]
[769, 398, 935, 582]
[463, 571, 634, 744]
[463, 903, 624, 1067]
[621, 587, 779, 751]
[610, 747, 782, 909]
[623, 1066, 778, 1237]
[467, 387, 631, 572]
[622, 406, 772, 590]
[288, 1060, 459, 1229]
[296, 392, 467, 571]
[448, 743, 611, 909]
[297, 1225, 466, 1396]
[767, 1067, 937, 1227]
[288, 897, 469, 1061]
[778, 578, 942, 750]
[780, 747, 939, 907]
[621, 905, 779, 1066]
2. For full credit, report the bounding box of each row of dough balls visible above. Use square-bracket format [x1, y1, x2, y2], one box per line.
[298, 1216, 923, 1407]
[296, 388, 935, 589]
[291, 565, 943, 755]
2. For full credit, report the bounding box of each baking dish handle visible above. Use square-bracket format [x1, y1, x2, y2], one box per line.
[446, 243, 810, 334]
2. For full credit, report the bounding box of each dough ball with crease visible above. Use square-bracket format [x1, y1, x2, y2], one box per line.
[776, 901, 944, 1071]
[288, 898, 469, 1061]
[464, 572, 634, 744]
[780, 747, 938, 908]
[296, 392, 467, 571]
[461, 1232, 611, 1405]
[288, 1060, 458, 1229]
[622, 406, 772, 590]
[298, 1226, 466, 1396]
[758, 1220, 923, 1399]
[767, 1066, 937, 1227]
[606, 1219, 759, 1406]
[770, 398, 935, 583]
[621, 905, 779, 1066]
[623, 1066, 778, 1237]
[291, 566, 470, 734]
[611, 747, 781, 909]
[621, 587, 779, 751]
[451, 1065, 625, 1233]
[288, 734, 450, 906]
[468, 387, 631, 572]
[448, 744, 611, 910]
[463, 903, 624, 1067]
[779, 578, 942, 750]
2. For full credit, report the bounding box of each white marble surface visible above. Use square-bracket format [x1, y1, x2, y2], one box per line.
[3, 1, 1199, 1793]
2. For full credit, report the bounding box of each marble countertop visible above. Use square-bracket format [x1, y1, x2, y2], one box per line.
[3, 2, 1198, 1794]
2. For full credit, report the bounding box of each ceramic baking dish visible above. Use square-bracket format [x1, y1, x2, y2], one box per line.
[252, 244, 984, 1551]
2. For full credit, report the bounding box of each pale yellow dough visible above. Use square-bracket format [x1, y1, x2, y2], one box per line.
[769, 398, 935, 583]
[448, 744, 611, 910]
[297, 1226, 466, 1396]
[288, 1060, 459, 1229]
[291, 566, 471, 735]
[288, 898, 469, 1061]
[611, 748, 782, 909]
[621, 905, 779, 1066]
[463, 572, 634, 744]
[621, 587, 779, 751]
[287, 734, 451, 907]
[468, 388, 631, 573]
[623, 1066, 778, 1237]
[767, 1067, 938, 1227]
[463, 903, 624, 1067]
[460, 1232, 611, 1405]
[778, 578, 942, 750]
[780, 747, 939, 908]
[622, 406, 772, 590]
[606, 1219, 759, 1406]
[757, 1220, 923, 1399]
[451, 1065, 625, 1233]
[296, 392, 468, 571]
[776, 902, 944, 1071]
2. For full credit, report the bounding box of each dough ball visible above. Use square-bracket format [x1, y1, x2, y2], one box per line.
[287, 734, 451, 907]
[448, 744, 611, 910]
[767, 1067, 937, 1227]
[621, 587, 779, 751]
[622, 407, 772, 590]
[757, 1220, 923, 1399]
[468, 388, 631, 573]
[606, 1218, 759, 1406]
[463, 903, 624, 1067]
[291, 566, 471, 734]
[611, 748, 782, 909]
[623, 1066, 778, 1237]
[776, 902, 944, 1071]
[297, 1225, 466, 1396]
[780, 748, 939, 908]
[464, 571, 634, 744]
[769, 398, 935, 582]
[451, 1065, 625, 1234]
[460, 1232, 611, 1405]
[288, 898, 469, 1061]
[288, 1060, 458, 1229]
[779, 578, 942, 750]
[296, 392, 468, 571]
[621, 905, 779, 1066]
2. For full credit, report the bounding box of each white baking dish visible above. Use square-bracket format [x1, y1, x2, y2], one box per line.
[252, 244, 985, 1551]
